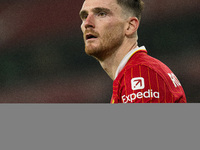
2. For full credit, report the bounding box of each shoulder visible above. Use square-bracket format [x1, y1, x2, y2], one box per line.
[117, 52, 171, 82]
[113, 53, 186, 103]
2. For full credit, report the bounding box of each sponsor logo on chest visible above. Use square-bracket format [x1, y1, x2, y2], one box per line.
[122, 77, 160, 103]
[122, 89, 160, 103]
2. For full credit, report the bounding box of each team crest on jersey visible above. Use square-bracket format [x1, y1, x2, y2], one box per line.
[131, 77, 145, 90]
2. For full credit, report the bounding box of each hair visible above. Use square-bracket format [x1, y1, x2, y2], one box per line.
[117, 0, 144, 20]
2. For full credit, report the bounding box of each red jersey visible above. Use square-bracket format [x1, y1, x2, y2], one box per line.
[111, 46, 187, 103]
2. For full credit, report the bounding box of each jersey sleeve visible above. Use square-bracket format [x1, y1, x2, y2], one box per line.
[112, 65, 186, 103]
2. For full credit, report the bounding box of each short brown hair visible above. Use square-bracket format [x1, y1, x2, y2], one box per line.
[117, 0, 144, 20]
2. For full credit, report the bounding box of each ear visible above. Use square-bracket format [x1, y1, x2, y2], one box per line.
[125, 17, 139, 37]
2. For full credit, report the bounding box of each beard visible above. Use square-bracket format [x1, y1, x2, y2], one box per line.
[84, 26, 124, 61]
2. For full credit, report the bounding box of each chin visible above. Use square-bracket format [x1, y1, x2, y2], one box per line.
[85, 42, 109, 60]
[85, 44, 99, 55]
[85, 48, 98, 56]
[85, 48, 100, 59]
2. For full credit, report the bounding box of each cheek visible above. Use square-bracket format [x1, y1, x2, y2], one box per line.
[80, 23, 85, 33]
[102, 23, 124, 38]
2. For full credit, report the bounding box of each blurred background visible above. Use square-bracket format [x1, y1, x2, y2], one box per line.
[0, 0, 199, 103]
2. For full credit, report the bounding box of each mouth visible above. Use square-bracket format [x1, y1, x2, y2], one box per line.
[85, 34, 98, 41]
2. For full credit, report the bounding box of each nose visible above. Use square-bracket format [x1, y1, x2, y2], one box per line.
[82, 14, 95, 30]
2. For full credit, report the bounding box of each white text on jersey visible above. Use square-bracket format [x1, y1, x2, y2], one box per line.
[122, 89, 160, 103]
[168, 73, 181, 88]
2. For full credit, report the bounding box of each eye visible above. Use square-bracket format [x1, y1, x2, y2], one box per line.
[80, 11, 88, 21]
[97, 11, 107, 17]
[81, 14, 88, 20]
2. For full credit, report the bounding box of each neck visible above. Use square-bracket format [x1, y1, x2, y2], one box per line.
[99, 40, 138, 80]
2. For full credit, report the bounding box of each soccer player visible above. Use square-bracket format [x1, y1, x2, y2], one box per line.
[79, 0, 187, 103]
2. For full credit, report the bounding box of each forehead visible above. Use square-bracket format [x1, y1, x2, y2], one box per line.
[81, 0, 120, 11]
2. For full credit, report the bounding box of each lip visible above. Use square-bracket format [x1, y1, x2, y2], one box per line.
[85, 34, 98, 41]
[84, 31, 99, 41]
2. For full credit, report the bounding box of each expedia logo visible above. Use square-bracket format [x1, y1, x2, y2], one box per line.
[131, 77, 145, 90]
[122, 89, 160, 103]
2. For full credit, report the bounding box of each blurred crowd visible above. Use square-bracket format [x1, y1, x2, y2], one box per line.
[0, 0, 199, 103]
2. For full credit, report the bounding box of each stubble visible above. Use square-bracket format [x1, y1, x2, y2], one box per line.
[85, 24, 124, 61]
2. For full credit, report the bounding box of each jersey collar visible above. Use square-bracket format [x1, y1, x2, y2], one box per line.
[114, 46, 147, 80]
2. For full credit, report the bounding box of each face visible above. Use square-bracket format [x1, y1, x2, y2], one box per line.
[80, 0, 127, 61]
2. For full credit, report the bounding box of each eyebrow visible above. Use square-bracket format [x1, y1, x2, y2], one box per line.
[79, 7, 112, 18]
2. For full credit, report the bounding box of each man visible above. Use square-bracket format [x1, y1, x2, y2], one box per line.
[79, 0, 187, 103]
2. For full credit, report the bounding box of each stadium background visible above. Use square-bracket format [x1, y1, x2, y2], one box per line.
[0, 0, 199, 103]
